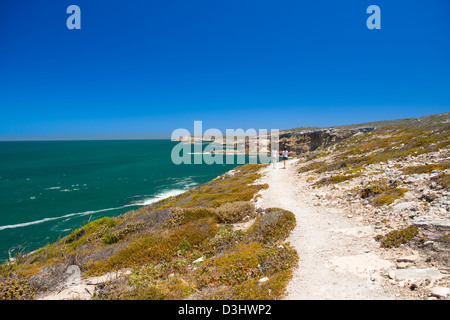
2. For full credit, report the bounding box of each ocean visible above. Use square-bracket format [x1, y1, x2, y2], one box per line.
[0, 140, 249, 262]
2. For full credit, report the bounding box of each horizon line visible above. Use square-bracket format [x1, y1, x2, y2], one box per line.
[0, 138, 173, 142]
[1, 111, 448, 142]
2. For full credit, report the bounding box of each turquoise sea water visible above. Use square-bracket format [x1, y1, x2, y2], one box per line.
[0, 140, 247, 261]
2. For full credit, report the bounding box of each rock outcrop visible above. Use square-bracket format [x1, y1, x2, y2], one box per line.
[278, 127, 375, 156]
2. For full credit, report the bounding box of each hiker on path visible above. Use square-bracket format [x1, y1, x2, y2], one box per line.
[282, 147, 288, 169]
[271, 149, 278, 168]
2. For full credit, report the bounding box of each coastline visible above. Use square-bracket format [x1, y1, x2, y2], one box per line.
[0, 139, 244, 262]
[1, 112, 449, 300]
[2, 163, 298, 300]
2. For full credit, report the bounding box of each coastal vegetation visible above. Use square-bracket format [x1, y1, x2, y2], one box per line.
[359, 180, 410, 207]
[296, 112, 449, 180]
[375, 226, 419, 248]
[0, 164, 298, 300]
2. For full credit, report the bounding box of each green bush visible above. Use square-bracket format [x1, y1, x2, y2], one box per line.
[402, 163, 450, 175]
[248, 208, 296, 244]
[0, 277, 36, 300]
[214, 201, 256, 223]
[376, 226, 419, 248]
[102, 233, 120, 245]
[372, 188, 409, 206]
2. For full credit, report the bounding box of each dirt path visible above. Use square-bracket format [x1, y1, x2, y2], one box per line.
[257, 159, 397, 300]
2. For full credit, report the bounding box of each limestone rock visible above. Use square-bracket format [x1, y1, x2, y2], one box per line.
[397, 255, 419, 263]
[430, 286, 450, 298]
[258, 277, 269, 284]
[193, 256, 204, 264]
[391, 267, 445, 282]
[413, 215, 450, 229]
[392, 202, 417, 212]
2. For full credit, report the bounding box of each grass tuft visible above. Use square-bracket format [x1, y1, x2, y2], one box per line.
[375, 226, 419, 248]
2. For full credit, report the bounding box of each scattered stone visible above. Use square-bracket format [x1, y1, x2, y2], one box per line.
[294, 147, 450, 300]
[429, 286, 450, 298]
[403, 191, 415, 200]
[391, 267, 445, 282]
[258, 277, 269, 284]
[397, 255, 419, 263]
[193, 257, 204, 264]
[423, 240, 435, 247]
[396, 262, 409, 269]
[421, 192, 437, 203]
[405, 176, 418, 184]
[413, 215, 450, 229]
[392, 202, 417, 212]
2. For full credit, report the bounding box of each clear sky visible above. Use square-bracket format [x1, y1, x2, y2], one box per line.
[0, 0, 449, 140]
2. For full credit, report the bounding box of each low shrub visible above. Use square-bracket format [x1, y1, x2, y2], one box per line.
[401, 163, 450, 175]
[0, 276, 36, 300]
[248, 208, 296, 244]
[314, 173, 360, 186]
[297, 161, 326, 173]
[102, 233, 120, 245]
[372, 188, 409, 207]
[375, 226, 419, 248]
[86, 218, 217, 276]
[203, 242, 298, 299]
[64, 216, 118, 246]
[360, 184, 386, 199]
[359, 180, 408, 206]
[204, 225, 245, 256]
[211, 242, 262, 285]
[214, 201, 256, 223]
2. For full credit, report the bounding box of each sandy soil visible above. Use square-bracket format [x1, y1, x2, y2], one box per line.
[256, 159, 399, 300]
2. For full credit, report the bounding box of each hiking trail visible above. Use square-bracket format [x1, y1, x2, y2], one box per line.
[256, 159, 397, 300]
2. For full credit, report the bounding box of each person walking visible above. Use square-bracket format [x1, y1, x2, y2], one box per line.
[282, 147, 288, 169]
[271, 149, 278, 169]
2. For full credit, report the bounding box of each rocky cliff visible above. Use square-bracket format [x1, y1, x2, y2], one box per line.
[278, 127, 375, 156]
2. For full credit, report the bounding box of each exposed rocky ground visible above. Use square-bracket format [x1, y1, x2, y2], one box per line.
[289, 112, 449, 299]
[256, 162, 398, 300]
[293, 154, 449, 299]
[304, 150, 449, 230]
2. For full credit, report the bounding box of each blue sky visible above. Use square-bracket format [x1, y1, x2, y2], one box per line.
[0, 0, 449, 140]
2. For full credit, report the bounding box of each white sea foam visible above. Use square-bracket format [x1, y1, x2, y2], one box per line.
[0, 189, 189, 232]
[130, 177, 198, 206]
[0, 206, 133, 231]
[171, 176, 199, 189]
[130, 189, 186, 206]
[45, 187, 61, 190]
